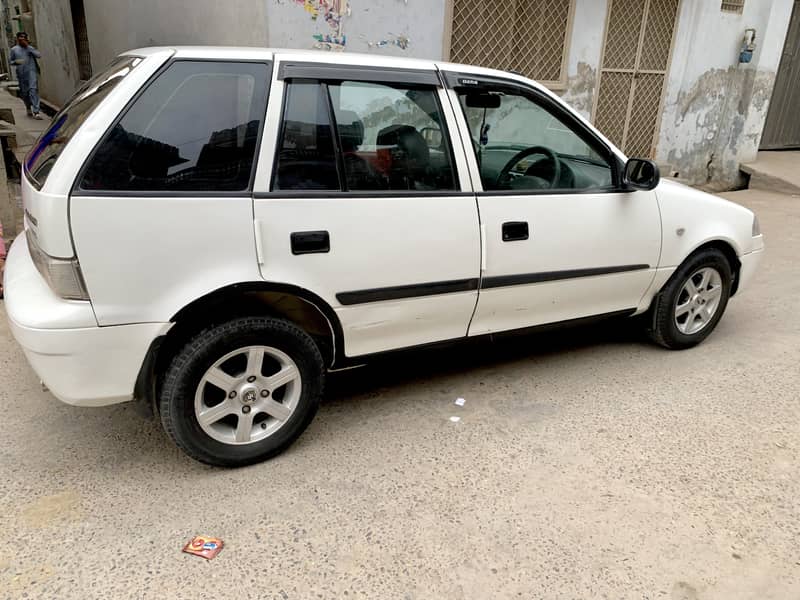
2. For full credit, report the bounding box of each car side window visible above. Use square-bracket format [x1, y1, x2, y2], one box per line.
[457, 89, 614, 193]
[329, 81, 457, 191]
[273, 81, 340, 191]
[80, 61, 270, 192]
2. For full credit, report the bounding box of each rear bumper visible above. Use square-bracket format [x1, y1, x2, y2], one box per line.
[4, 233, 170, 407]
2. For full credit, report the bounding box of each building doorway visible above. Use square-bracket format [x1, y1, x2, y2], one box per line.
[593, 0, 681, 158]
[760, 0, 800, 150]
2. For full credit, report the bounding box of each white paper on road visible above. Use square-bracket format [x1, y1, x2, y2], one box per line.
[455, 398, 466, 406]
[449, 416, 461, 422]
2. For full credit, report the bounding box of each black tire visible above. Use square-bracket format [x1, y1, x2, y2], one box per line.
[159, 316, 324, 467]
[647, 248, 733, 350]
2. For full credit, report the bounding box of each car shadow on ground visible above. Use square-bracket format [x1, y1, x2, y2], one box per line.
[325, 315, 650, 404]
[19, 315, 650, 472]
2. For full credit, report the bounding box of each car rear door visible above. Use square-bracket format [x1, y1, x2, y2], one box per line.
[252, 57, 480, 358]
[442, 72, 661, 336]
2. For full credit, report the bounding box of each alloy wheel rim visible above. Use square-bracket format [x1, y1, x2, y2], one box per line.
[674, 267, 723, 335]
[194, 345, 301, 445]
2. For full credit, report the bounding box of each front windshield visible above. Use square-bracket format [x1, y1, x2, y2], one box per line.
[26, 56, 142, 188]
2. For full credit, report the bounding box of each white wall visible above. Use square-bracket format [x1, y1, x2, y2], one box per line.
[656, 0, 795, 185]
[30, 0, 82, 106]
[83, 0, 269, 70]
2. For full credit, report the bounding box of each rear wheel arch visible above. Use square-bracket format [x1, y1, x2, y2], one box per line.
[134, 282, 344, 415]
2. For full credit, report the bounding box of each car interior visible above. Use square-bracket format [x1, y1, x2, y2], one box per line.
[276, 82, 456, 192]
[458, 90, 614, 192]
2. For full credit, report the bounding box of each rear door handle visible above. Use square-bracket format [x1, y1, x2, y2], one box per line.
[502, 221, 529, 242]
[291, 231, 330, 255]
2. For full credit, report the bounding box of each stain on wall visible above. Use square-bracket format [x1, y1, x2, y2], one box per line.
[559, 61, 596, 120]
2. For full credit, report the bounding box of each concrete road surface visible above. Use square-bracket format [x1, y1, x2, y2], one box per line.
[1, 190, 798, 599]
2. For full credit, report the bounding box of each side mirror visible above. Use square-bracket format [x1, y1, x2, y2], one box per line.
[623, 158, 660, 191]
[421, 127, 443, 149]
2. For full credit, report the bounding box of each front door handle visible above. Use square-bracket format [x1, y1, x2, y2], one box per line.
[291, 230, 330, 255]
[502, 221, 529, 242]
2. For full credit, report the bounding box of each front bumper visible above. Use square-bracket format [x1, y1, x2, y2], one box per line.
[4, 234, 170, 407]
[736, 244, 764, 295]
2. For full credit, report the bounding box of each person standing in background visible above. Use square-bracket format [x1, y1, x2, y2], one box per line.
[10, 32, 42, 120]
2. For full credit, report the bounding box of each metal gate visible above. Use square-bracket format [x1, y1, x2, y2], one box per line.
[760, 0, 800, 150]
[448, 0, 574, 88]
[593, 0, 680, 158]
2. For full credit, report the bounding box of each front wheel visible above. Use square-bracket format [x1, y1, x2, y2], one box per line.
[159, 316, 325, 467]
[648, 248, 733, 349]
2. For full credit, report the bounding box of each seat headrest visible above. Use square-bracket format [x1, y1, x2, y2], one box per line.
[336, 110, 364, 151]
[376, 124, 429, 165]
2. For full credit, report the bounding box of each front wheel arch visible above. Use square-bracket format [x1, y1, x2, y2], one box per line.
[682, 240, 742, 295]
[647, 246, 734, 349]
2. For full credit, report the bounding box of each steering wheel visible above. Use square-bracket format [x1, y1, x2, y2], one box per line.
[496, 146, 561, 189]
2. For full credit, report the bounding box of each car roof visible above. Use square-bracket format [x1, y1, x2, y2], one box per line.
[123, 46, 552, 95]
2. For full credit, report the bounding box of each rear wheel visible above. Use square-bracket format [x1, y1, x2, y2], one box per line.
[160, 316, 324, 467]
[648, 248, 732, 349]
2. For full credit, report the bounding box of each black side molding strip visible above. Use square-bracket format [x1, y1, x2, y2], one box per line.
[482, 264, 650, 289]
[336, 265, 650, 306]
[337, 278, 479, 306]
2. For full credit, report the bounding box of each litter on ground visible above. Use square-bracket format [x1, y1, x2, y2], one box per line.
[183, 535, 224, 560]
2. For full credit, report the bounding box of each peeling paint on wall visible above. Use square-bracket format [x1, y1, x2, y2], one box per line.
[659, 66, 776, 186]
[267, 0, 443, 58]
[278, 0, 351, 50]
[365, 34, 410, 50]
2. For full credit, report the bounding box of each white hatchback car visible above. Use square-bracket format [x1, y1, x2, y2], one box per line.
[4, 47, 763, 466]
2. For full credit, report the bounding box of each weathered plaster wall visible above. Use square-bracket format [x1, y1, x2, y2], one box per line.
[82, 0, 268, 70]
[559, 0, 608, 120]
[656, 0, 794, 186]
[266, 0, 447, 58]
[30, 0, 81, 106]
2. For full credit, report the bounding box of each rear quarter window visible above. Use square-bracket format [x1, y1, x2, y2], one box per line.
[26, 56, 142, 188]
[79, 60, 270, 193]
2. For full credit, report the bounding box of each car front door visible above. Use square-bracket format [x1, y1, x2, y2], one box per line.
[252, 60, 480, 358]
[444, 74, 662, 336]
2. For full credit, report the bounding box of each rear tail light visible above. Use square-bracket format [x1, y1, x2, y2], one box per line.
[26, 229, 90, 301]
